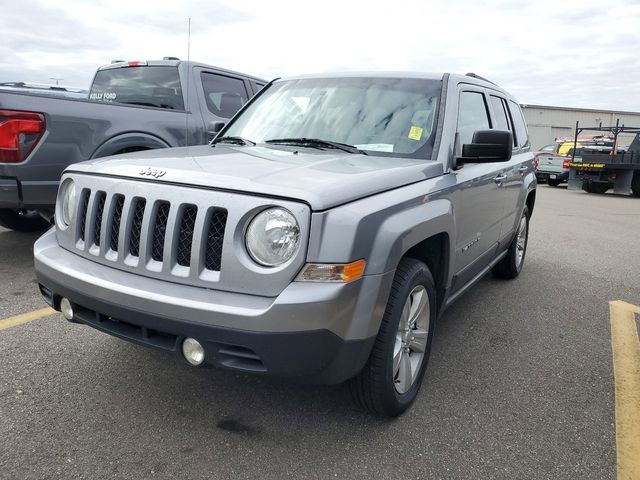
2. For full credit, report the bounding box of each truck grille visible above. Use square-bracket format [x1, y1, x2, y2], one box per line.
[77, 191, 227, 272]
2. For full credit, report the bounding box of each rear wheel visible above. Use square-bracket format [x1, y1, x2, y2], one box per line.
[0, 209, 49, 232]
[349, 258, 436, 417]
[492, 206, 529, 280]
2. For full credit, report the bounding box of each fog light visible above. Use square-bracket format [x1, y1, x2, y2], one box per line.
[182, 338, 205, 366]
[60, 297, 74, 321]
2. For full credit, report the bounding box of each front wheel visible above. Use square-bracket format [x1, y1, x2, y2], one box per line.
[349, 258, 436, 417]
[492, 206, 530, 279]
[0, 209, 50, 232]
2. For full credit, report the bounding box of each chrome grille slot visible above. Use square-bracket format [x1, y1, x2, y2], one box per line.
[93, 192, 106, 246]
[151, 201, 170, 262]
[129, 198, 146, 257]
[110, 195, 125, 252]
[78, 189, 90, 242]
[204, 209, 227, 271]
[176, 205, 197, 267]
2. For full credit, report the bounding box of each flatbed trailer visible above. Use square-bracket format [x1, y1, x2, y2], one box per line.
[567, 121, 640, 196]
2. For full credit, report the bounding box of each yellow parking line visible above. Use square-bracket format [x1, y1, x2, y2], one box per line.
[609, 300, 640, 480]
[0, 307, 56, 331]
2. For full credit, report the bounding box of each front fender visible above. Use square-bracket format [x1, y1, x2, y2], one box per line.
[91, 132, 172, 159]
[307, 181, 455, 276]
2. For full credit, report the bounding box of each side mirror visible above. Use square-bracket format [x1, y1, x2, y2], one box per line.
[207, 121, 226, 141]
[460, 130, 512, 163]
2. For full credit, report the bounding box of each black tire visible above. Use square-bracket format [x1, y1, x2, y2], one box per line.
[631, 174, 640, 198]
[349, 258, 436, 417]
[0, 209, 49, 232]
[581, 179, 593, 193]
[492, 205, 530, 280]
[547, 179, 561, 187]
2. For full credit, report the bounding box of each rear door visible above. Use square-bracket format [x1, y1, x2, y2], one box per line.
[452, 87, 507, 290]
[500, 99, 533, 240]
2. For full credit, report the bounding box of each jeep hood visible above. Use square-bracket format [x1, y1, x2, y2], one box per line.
[68, 145, 443, 210]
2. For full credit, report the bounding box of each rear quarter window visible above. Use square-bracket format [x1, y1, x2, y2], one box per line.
[90, 66, 185, 110]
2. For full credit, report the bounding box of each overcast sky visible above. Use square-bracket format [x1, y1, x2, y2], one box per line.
[2, 0, 639, 111]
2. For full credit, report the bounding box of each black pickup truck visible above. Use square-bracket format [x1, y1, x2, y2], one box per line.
[0, 59, 265, 231]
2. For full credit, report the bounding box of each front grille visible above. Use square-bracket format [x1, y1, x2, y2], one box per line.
[78, 190, 90, 241]
[74, 189, 228, 275]
[110, 195, 125, 251]
[93, 192, 106, 246]
[176, 205, 197, 267]
[129, 198, 146, 257]
[205, 209, 227, 271]
[151, 202, 170, 262]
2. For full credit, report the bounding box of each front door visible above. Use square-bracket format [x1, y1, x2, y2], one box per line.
[452, 88, 506, 291]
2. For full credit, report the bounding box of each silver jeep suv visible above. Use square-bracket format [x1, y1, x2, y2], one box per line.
[34, 73, 536, 416]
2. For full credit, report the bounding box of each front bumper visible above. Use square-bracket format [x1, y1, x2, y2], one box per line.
[34, 230, 392, 383]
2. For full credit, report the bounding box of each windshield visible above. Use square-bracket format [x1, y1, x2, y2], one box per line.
[223, 77, 442, 159]
[89, 66, 184, 110]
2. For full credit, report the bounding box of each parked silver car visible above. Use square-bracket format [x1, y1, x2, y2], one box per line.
[34, 72, 536, 416]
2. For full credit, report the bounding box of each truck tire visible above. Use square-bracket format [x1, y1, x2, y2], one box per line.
[349, 258, 436, 417]
[547, 179, 561, 187]
[492, 205, 529, 280]
[0, 209, 50, 232]
[631, 174, 640, 198]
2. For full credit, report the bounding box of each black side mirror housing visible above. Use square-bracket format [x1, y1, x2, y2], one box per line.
[460, 130, 513, 163]
[207, 121, 226, 141]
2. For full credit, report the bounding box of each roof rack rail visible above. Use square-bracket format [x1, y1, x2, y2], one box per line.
[465, 72, 497, 85]
[163, 56, 180, 60]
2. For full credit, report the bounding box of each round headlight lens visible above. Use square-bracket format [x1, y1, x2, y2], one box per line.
[58, 179, 77, 227]
[246, 207, 300, 267]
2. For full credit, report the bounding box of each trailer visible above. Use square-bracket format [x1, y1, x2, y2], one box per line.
[567, 121, 640, 196]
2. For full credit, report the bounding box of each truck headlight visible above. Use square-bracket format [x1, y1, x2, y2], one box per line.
[57, 178, 77, 227]
[245, 207, 300, 267]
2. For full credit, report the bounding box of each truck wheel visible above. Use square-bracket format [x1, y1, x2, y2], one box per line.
[492, 206, 529, 280]
[547, 179, 561, 187]
[631, 174, 640, 198]
[349, 258, 436, 417]
[0, 209, 50, 232]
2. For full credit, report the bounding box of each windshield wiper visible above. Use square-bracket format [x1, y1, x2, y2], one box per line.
[265, 138, 367, 155]
[212, 136, 256, 146]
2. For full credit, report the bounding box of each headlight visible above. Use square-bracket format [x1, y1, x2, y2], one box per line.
[245, 207, 300, 267]
[58, 179, 77, 227]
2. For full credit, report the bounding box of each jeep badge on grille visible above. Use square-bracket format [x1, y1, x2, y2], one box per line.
[139, 167, 166, 178]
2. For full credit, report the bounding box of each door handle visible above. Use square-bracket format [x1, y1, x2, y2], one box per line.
[494, 174, 507, 184]
[518, 165, 528, 173]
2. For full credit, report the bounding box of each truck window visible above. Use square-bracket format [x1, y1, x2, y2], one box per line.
[508, 100, 530, 148]
[457, 91, 491, 145]
[90, 66, 185, 110]
[201, 73, 249, 118]
[251, 81, 266, 94]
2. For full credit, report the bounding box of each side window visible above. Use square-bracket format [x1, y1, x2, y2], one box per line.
[489, 95, 510, 130]
[490, 95, 516, 147]
[201, 73, 249, 118]
[508, 100, 530, 148]
[457, 91, 491, 145]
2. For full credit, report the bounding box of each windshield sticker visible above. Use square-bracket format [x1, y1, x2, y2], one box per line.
[355, 143, 394, 153]
[89, 92, 117, 101]
[408, 126, 423, 141]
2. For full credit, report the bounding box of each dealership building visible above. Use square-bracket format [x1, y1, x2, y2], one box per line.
[521, 104, 640, 150]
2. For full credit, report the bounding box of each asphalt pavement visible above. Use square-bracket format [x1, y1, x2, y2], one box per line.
[1, 185, 639, 479]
